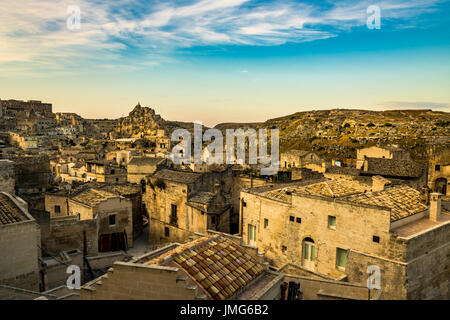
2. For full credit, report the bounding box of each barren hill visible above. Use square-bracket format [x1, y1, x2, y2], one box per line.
[215, 109, 450, 159]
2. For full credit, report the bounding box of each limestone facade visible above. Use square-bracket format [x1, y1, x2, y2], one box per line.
[240, 179, 450, 299]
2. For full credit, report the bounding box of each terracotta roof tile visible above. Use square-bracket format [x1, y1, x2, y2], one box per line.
[145, 236, 265, 300]
[345, 185, 428, 221]
[263, 179, 370, 201]
[0, 193, 28, 225]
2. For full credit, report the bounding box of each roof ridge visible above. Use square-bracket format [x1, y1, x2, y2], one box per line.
[324, 180, 335, 198]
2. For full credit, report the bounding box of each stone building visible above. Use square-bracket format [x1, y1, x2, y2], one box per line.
[240, 177, 450, 299]
[96, 183, 144, 239]
[0, 159, 15, 194]
[106, 149, 140, 166]
[0, 99, 52, 116]
[428, 148, 449, 196]
[85, 160, 127, 183]
[0, 192, 40, 291]
[4, 155, 50, 195]
[280, 150, 326, 173]
[68, 188, 134, 251]
[356, 145, 411, 169]
[127, 156, 167, 184]
[80, 234, 381, 300]
[144, 169, 233, 244]
[45, 183, 143, 242]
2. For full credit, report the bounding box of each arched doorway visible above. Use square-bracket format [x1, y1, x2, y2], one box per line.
[302, 237, 316, 271]
[435, 178, 447, 195]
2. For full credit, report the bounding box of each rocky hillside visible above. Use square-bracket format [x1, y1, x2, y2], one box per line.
[114, 104, 166, 138]
[215, 109, 450, 160]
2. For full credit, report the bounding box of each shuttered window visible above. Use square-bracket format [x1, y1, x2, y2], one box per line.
[336, 248, 348, 269]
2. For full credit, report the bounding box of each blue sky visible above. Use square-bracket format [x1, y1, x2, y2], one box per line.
[0, 0, 449, 126]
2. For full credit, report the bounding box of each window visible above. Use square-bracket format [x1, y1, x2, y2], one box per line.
[336, 248, 348, 269]
[282, 246, 287, 253]
[248, 224, 256, 245]
[303, 238, 315, 271]
[211, 215, 216, 225]
[296, 217, 301, 224]
[54, 205, 61, 214]
[435, 165, 441, 171]
[328, 215, 336, 228]
[289, 216, 295, 222]
[264, 219, 269, 228]
[165, 227, 170, 237]
[373, 235, 380, 243]
[110, 169, 115, 174]
[170, 204, 178, 226]
[109, 215, 116, 226]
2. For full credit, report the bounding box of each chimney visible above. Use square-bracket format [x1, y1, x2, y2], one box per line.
[429, 193, 442, 222]
[372, 176, 391, 192]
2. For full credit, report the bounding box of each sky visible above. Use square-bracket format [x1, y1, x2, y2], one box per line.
[0, 0, 449, 127]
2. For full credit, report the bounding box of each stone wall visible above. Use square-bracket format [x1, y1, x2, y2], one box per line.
[146, 180, 204, 244]
[283, 274, 373, 300]
[41, 215, 99, 256]
[80, 262, 199, 300]
[45, 194, 69, 218]
[0, 220, 40, 291]
[96, 197, 134, 248]
[0, 160, 15, 194]
[345, 249, 408, 300]
[8, 155, 50, 194]
[241, 191, 392, 278]
[404, 223, 450, 299]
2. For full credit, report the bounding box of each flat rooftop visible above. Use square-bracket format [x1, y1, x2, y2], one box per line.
[391, 211, 450, 239]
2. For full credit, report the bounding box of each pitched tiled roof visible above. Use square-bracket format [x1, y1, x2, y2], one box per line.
[146, 236, 266, 300]
[364, 158, 423, 178]
[128, 157, 165, 166]
[345, 186, 427, 221]
[97, 184, 141, 196]
[372, 175, 391, 185]
[291, 179, 370, 198]
[152, 169, 201, 184]
[71, 188, 116, 207]
[0, 193, 28, 225]
[188, 192, 216, 205]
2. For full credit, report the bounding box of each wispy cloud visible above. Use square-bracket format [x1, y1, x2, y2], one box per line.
[380, 101, 450, 110]
[0, 0, 442, 74]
